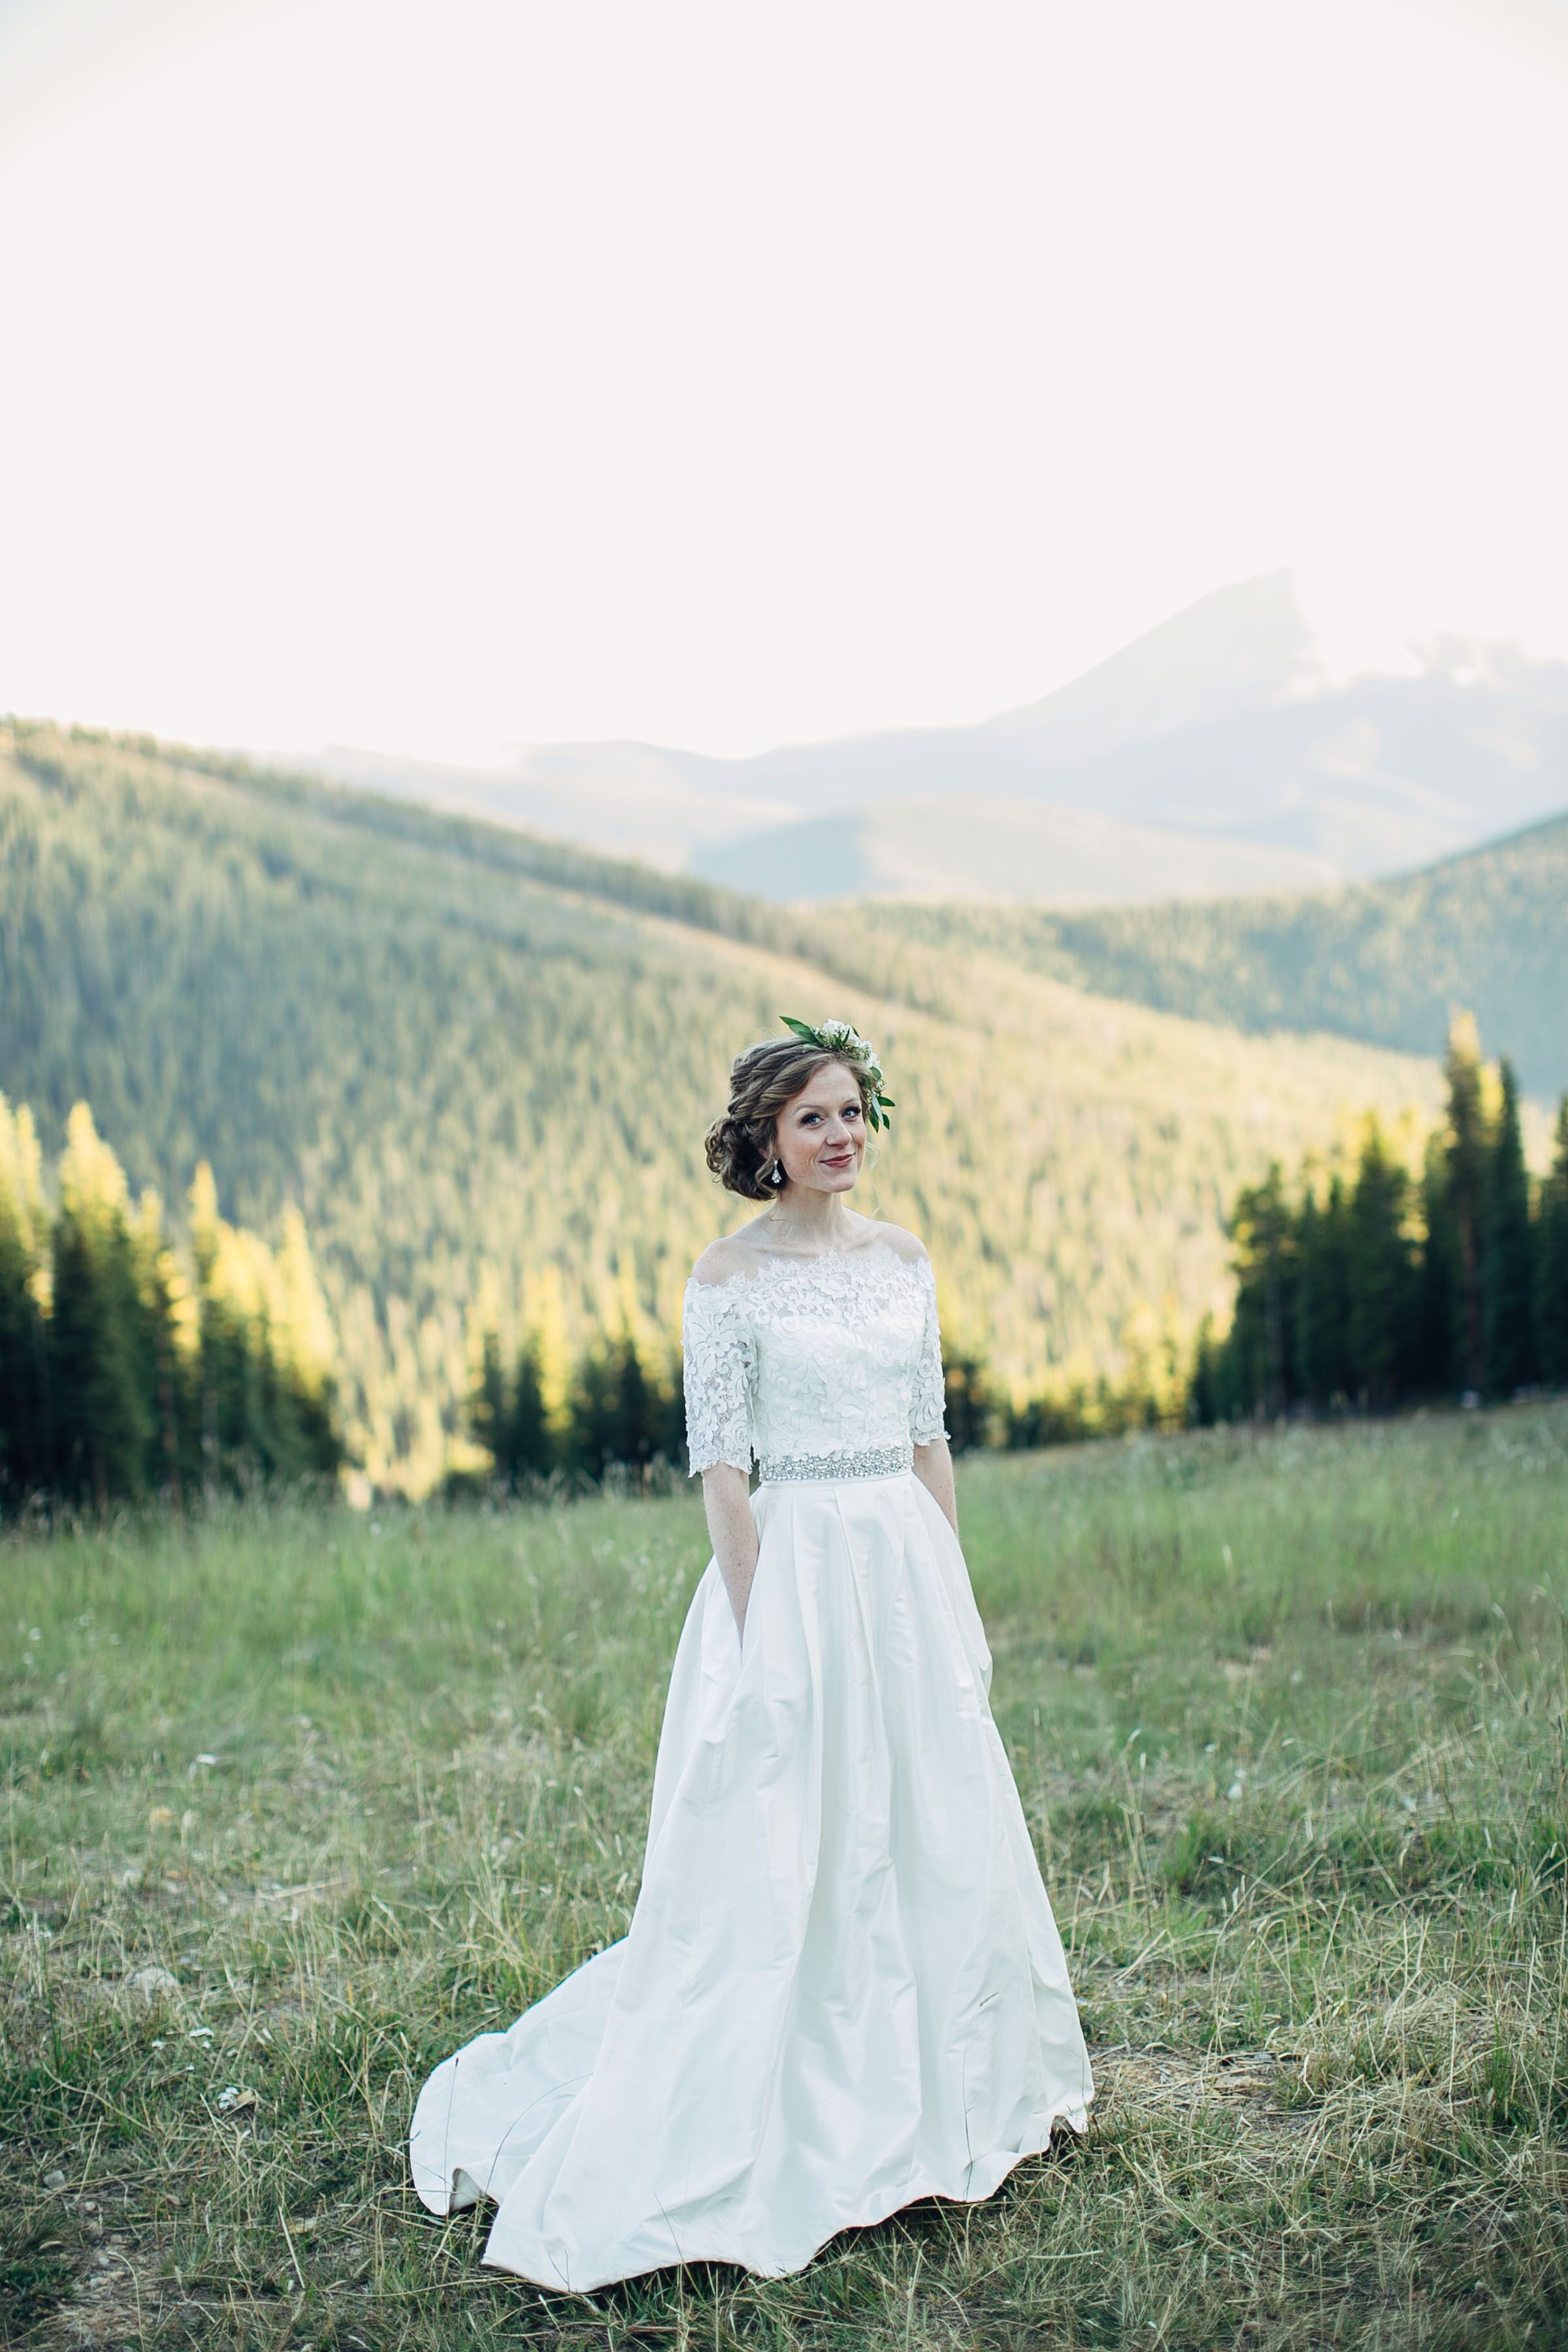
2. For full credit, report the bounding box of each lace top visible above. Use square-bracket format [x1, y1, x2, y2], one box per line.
[682, 1245, 948, 1477]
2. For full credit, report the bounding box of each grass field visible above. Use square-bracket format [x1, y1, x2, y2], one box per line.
[3, 1407, 1566, 2350]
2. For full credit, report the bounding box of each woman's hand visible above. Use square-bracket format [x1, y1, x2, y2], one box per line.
[913, 1436, 959, 1537]
[700, 1463, 760, 1643]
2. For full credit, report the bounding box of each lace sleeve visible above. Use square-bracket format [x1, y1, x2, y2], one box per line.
[910, 1258, 949, 1445]
[681, 1277, 756, 1476]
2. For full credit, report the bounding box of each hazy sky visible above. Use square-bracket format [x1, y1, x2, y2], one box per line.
[1, 0, 1564, 760]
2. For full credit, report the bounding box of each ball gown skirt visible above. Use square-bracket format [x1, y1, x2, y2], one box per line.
[408, 1464, 1094, 2292]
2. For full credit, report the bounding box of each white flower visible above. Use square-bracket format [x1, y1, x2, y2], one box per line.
[779, 1014, 891, 1127]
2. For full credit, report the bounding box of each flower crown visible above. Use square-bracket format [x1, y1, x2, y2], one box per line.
[779, 1015, 896, 1132]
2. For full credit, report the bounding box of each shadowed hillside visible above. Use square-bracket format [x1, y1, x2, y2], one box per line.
[870, 810, 1568, 1102]
[1, 722, 1446, 1490]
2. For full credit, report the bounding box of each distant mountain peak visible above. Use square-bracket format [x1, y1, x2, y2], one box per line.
[981, 570, 1324, 770]
[287, 570, 1568, 903]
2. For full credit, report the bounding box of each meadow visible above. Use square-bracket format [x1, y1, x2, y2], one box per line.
[3, 1405, 1565, 2350]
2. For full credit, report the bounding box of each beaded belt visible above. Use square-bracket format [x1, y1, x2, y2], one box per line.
[757, 1443, 913, 1484]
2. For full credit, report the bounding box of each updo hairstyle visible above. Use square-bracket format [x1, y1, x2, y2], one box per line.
[704, 1037, 876, 1201]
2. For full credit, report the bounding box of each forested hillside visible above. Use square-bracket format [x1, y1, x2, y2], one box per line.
[870, 811, 1568, 1100]
[1, 723, 1445, 1491]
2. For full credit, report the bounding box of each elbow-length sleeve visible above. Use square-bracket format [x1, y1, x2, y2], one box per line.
[909, 1257, 949, 1445]
[681, 1277, 755, 1476]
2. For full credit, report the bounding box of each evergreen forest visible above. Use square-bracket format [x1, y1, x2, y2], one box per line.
[1192, 1017, 1568, 1424]
[3, 721, 1465, 1494]
[871, 811, 1568, 1100]
[0, 1094, 339, 1507]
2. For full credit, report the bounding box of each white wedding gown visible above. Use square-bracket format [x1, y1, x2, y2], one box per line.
[410, 1243, 1092, 2290]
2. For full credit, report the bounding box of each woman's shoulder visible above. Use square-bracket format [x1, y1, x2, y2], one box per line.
[863, 1219, 930, 1267]
[688, 1230, 764, 1289]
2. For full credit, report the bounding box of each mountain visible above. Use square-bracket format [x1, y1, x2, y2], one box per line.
[973, 644, 1568, 870]
[0, 721, 1444, 1492]
[691, 795, 1339, 906]
[297, 572, 1568, 904]
[977, 568, 1322, 764]
[867, 807, 1568, 1100]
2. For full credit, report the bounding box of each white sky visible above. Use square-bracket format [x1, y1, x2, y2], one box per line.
[1, 0, 1565, 761]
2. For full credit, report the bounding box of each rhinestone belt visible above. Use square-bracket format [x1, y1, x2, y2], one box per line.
[757, 1443, 914, 1484]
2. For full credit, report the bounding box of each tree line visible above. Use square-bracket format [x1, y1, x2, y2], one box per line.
[8, 1023, 1562, 1514]
[462, 1013, 1568, 1483]
[5, 719, 1450, 1494]
[0, 1094, 341, 1510]
[459, 1324, 1188, 1491]
[1189, 1017, 1568, 1424]
[457, 1327, 687, 1494]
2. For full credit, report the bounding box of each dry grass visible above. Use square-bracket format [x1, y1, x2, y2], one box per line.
[3, 1402, 1566, 2349]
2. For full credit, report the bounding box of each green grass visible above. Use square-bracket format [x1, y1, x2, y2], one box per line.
[3, 1406, 1567, 2348]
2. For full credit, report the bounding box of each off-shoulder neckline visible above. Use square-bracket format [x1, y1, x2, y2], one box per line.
[686, 1242, 932, 1296]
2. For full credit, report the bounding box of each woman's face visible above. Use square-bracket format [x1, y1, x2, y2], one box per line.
[772, 1061, 866, 1196]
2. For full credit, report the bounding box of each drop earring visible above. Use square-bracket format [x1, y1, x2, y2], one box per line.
[770, 1160, 784, 1186]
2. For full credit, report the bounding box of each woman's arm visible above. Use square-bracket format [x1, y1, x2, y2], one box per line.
[913, 1435, 959, 1536]
[701, 1463, 760, 1641]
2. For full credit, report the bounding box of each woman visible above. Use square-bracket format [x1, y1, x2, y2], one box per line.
[410, 1018, 1093, 2289]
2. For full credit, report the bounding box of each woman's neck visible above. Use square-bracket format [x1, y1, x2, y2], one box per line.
[758, 1190, 861, 1252]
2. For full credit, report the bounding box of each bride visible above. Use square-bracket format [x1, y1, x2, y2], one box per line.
[410, 1017, 1093, 2290]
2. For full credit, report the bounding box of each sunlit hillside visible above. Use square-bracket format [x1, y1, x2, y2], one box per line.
[1, 723, 1445, 1491]
[868, 809, 1568, 1101]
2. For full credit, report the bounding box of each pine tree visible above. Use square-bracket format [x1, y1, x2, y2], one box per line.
[188, 1164, 340, 1488]
[529, 1266, 573, 1463]
[0, 1096, 50, 1497]
[470, 1331, 510, 1473]
[1290, 1188, 1320, 1403]
[941, 1349, 992, 1452]
[1224, 1164, 1296, 1415]
[505, 1335, 554, 1481]
[566, 1330, 672, 1482]
[1481, 1057, 1538, 1397]
[189, 1162, 233, 1483]
[1293, 1170, 1353, 1406]
[661, 1353, 687, 1473]
[269, 1207, 340, 1478]
[1535, 1096, 1568, 1386]
[1412, 1133, 1458, 1396]
[131, 1190, 191, 1504]
[1442, 1013, 1490, 1397]
[470, 1329, 559, 1488]
[48, 1105, 155, 1503]
[1186, 1316, 1220, 1426]
[568, 1341, 621, 1481]
[608, 1331, 659, 1475]
[1345, 1120, 1414, 1407]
